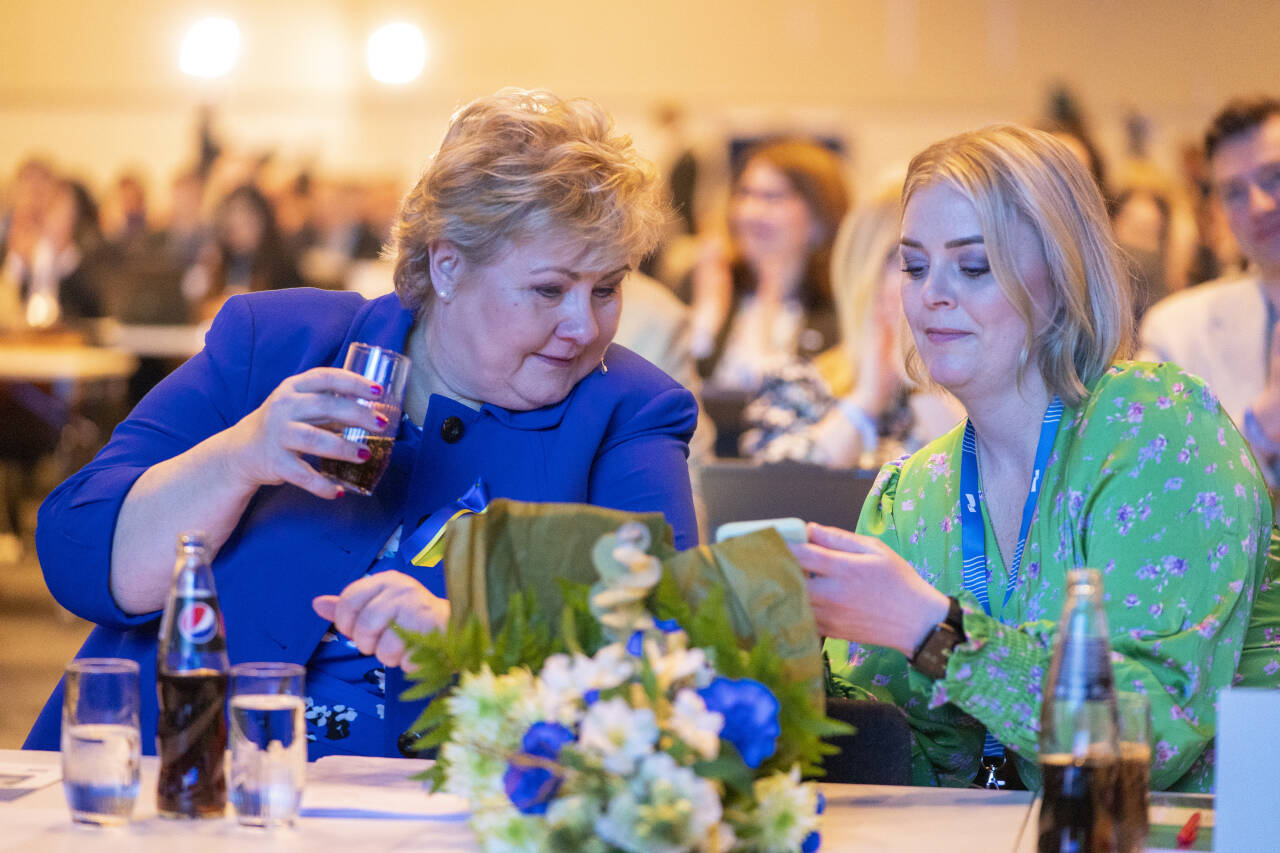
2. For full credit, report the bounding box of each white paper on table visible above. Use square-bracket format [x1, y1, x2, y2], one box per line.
[0, 761, 61, 802]
[1214, 688, 1280, 852]
[300, 755, 470, 821]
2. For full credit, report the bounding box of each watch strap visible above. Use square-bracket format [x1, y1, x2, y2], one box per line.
[908, 596, 966, 680]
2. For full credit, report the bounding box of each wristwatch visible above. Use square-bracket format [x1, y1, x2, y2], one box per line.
[908, 596, 966, 680]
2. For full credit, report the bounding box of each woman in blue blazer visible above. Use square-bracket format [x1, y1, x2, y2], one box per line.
[27, 89, 697, 759]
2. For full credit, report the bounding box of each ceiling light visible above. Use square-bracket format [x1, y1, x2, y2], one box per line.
[179, 17, 241, 79]
[367, 22, 426, 85]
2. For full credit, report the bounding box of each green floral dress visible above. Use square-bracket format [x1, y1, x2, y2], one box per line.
[825, 361, 1280, 792]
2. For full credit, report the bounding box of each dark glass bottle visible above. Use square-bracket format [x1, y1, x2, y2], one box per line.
[155, 531, 229, 818]
[1038, 568, 1120, 853]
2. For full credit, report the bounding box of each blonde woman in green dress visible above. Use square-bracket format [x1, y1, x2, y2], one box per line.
[793, 124, 1280, 792]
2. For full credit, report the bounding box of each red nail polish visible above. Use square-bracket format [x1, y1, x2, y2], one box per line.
[357, 447, 372, 460]
[334, 486, 345, 498]
[370, 383, 383, 396]
[375, 413, 389, 428]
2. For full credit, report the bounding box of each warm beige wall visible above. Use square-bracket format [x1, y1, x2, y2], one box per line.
[2, 0, 1278, 196]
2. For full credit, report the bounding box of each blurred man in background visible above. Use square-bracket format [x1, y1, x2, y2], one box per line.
[1140, 97, 1280, 502]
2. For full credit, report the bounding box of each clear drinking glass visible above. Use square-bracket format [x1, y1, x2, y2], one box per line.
[229, 662, 306, 827]
[61, 658, 141, 826]
[1115, 692, 1152, 853]
[317, 342, 411, 495]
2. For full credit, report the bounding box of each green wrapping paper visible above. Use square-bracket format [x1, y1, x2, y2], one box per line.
[442, 499, 824, 707]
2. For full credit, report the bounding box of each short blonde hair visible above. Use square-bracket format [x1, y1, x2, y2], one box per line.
[391, 88, 667, 314]
[902, 124, 1133, 405]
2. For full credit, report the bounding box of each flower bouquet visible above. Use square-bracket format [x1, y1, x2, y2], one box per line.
[401, 502, 849, 853]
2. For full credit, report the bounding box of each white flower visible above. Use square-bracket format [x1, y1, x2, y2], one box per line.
[578, 697, 659, 775]
[536, 653, 578, 694]
[534, 646, 636, 724]
[440, 740, 507, 804]
[470, 805, 550, 853]
[589, 643, 638, 689]
[595, 752, 723, 853]
[668, 689, 723, 760]
[529, 654, 581, 725]
[701, 822, 737, 853]
[750, 766, 821, 853]
[446, 665, 537, 747]
[545, 792, 604, 835]
[645, 633, 713, 690]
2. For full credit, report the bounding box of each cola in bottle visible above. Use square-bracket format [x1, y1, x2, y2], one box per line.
[1038, 568, 1120, 853]
[156, 531, 229, 818]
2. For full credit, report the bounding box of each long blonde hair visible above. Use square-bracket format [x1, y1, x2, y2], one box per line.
[902, 124, 1133, 405]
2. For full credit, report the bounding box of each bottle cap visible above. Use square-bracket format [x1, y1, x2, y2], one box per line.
[1066, 567, 1102, 589]
[177, 531, 209, 552]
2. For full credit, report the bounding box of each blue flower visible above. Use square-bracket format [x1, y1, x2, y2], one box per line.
[503, 722, 574, 815]
[627, 620, 681, 656]
[802, 831, 822, 852]
[522, 721, 575, 759]
[697, 677, 780, 768]
[503, 763, 557, 815]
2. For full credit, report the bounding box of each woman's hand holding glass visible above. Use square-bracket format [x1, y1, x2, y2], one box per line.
[312, 571, 450, 670]
[224, 366, 389, 499]
[793, 522, 950, 657]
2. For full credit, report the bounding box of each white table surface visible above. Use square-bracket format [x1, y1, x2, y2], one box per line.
[0, 749, 1036, 852]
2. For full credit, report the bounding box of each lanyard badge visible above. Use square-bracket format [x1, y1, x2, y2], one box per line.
[959, 397, 1062, 780]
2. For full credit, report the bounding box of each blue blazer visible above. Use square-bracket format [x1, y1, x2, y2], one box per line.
[26, 289, 698, 755]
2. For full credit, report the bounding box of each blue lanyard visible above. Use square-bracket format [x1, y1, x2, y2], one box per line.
[959, 397, 1062, 768]
[959, 397, 1062, 617]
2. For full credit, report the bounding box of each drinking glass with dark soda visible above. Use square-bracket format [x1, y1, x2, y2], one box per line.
[318, 342, 411, 495]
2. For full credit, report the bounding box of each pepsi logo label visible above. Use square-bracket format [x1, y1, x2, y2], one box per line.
[177, 602, 219, 644]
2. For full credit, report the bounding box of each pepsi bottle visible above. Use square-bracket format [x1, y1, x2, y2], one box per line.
[156, 531, 229, 818]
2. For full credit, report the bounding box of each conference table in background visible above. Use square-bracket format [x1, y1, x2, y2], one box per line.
[1, 749, 1037, 852]
[0, 339, 138, 393]
[0, 335, 140, 484]
[95, 321, 209, 361]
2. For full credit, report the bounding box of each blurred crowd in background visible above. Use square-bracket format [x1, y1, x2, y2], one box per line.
[0, 118, 406, 336]
[0, 85, 1259, 545]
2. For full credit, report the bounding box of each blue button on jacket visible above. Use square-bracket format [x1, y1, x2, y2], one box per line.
[26, 289, 698, 755]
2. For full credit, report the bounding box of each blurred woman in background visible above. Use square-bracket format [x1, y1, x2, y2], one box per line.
[1112, 183, 1173, 321]
[689, 139, 849, 393]
[1, 177, 108, 329]
[184, 183, 301, 315]
[740, 182, 963, 466]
